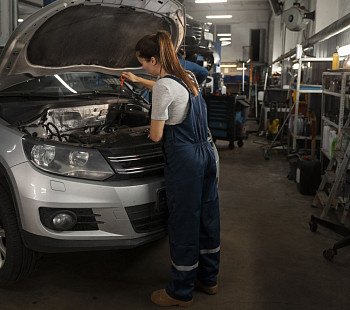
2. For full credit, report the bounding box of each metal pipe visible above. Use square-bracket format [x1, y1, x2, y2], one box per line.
[12, 0, 18, 30]
[272, 12, 350, 64]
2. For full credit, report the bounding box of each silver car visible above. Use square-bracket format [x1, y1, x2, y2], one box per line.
[0, 0, 219, 286]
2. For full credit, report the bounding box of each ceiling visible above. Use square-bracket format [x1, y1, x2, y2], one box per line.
[17, 0, 272, 24]
[182, 0, 271, 24]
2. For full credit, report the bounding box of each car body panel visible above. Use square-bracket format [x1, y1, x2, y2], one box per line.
[10, 161, 166, 239]
[0, 0, 185, 91]
[0, 0, 219, 257]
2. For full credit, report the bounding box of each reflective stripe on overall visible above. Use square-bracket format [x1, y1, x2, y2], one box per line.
[162, 75, 220, 302]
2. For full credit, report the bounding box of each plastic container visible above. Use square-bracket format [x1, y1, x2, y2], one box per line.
[323, 125, 330, 154]
[332, 52, 339, 70]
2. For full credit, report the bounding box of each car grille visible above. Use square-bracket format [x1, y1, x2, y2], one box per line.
[126, 190, 168, 233]
[102, 146, 165, 180]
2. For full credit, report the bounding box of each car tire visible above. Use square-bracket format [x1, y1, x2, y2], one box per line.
[0, 182, 38, 286]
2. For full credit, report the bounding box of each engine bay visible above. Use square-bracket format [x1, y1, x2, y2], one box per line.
[20, 102, 151, 146]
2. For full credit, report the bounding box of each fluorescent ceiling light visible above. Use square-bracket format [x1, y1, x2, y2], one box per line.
[221, 42, 231, 46]
[206, 15, 232, 19]
[196, 0, 227, 3]
[54, 75, 77, 94]
[338, 44, 350, 56]
[217, 33, 231, 37]
[219, 38, 231, 41]
[221, 64, 237, 68]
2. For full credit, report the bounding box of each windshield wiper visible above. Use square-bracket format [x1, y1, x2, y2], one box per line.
[117, 79, 151, 108]
[62, 90, 132, 100]
[0, 93, 61, 99]
[0, 91, 118, 100]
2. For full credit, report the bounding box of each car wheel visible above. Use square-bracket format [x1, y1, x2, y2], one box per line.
[0, 183, 38, 286]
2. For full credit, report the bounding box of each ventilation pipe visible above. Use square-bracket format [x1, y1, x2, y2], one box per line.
[273, 12, 350, 64]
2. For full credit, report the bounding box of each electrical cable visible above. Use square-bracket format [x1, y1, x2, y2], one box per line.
[46, 122, 62, 141]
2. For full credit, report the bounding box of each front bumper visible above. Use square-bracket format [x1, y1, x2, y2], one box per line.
[11, 162, 167, 252]
[22, 230, 166, 253]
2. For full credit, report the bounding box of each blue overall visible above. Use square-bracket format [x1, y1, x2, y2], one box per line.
[161, 75, 220, 302]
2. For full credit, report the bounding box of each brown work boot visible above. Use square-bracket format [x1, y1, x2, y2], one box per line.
[151, 289, 193, 307]
[194, 279, 218, 295]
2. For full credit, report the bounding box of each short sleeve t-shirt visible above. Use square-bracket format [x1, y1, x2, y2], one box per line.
[151, 77, 190, 125]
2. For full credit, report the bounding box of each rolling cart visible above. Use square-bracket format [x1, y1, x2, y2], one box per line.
[204, 95, 249, 149]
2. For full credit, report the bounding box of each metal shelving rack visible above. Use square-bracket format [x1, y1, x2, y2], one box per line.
[321, 70, 350, 161]
[290, 57, 333, 151]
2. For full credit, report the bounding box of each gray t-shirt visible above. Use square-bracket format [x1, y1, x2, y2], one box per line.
[151, 77, 190, 125]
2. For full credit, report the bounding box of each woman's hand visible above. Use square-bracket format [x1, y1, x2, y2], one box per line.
[122, 72, 139, 83]
[122, 72, 156, 90]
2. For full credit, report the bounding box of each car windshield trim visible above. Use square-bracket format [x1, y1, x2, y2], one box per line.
[0, 91, 133, 100]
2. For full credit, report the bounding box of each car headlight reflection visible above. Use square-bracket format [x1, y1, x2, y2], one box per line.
[23, 138, 114, 181]
[69, 151, 89, 167]
[31, 145, 55, 167]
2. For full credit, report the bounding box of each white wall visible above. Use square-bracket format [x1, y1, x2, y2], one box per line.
[271, 15, 283, 65]
[338, 0, 350, 18]
[220, 22, 268, 63]
[315, 0, 340, 33]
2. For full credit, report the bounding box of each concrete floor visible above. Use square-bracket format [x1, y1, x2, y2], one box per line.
[1, 121, 350, 310]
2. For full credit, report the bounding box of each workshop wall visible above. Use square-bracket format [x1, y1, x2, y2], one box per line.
[220, 22, 268, 63]
[315, 0, 340, 33]
[269, 0, 350, 64]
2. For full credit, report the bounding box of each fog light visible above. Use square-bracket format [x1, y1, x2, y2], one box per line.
[51, 211, 77, 231]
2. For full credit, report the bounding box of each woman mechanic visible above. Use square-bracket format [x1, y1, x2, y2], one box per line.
[122, 31, 220, 307]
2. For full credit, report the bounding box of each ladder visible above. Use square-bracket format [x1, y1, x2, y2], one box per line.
[309, 122, 350, 262]
[311, 125, 350, 223]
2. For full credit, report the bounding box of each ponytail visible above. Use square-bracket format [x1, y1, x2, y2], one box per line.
[136, 31, 199, 97]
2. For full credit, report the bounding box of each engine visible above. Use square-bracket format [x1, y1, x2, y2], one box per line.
[22, 103, 150, 146]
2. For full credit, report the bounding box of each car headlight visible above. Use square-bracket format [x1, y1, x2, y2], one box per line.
[23, 138, 114, 180]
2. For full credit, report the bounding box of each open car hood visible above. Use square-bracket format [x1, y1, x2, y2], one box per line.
[0, 0, 185, 91]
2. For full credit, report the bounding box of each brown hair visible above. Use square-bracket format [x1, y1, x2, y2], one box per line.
[135, 31, 198, 97]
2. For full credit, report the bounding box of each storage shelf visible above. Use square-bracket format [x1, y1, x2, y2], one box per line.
[323, 90, 342, 97]
[289, 129, 321, 140]
[322, 116, 339, 128]
[302, 57, 333, 62]
[323, 71, 350, 75]
[293, 57, 333, 63]
[293, 84, 322, 94]
[299, 89, 323, 94]
[289, 56, 333, 152]
[321, 70, 350, 168]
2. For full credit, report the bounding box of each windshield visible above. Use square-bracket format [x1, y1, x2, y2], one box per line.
[0, 72, 133, 97]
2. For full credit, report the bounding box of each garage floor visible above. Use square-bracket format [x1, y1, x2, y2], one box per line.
[1, 121, 350, 310]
